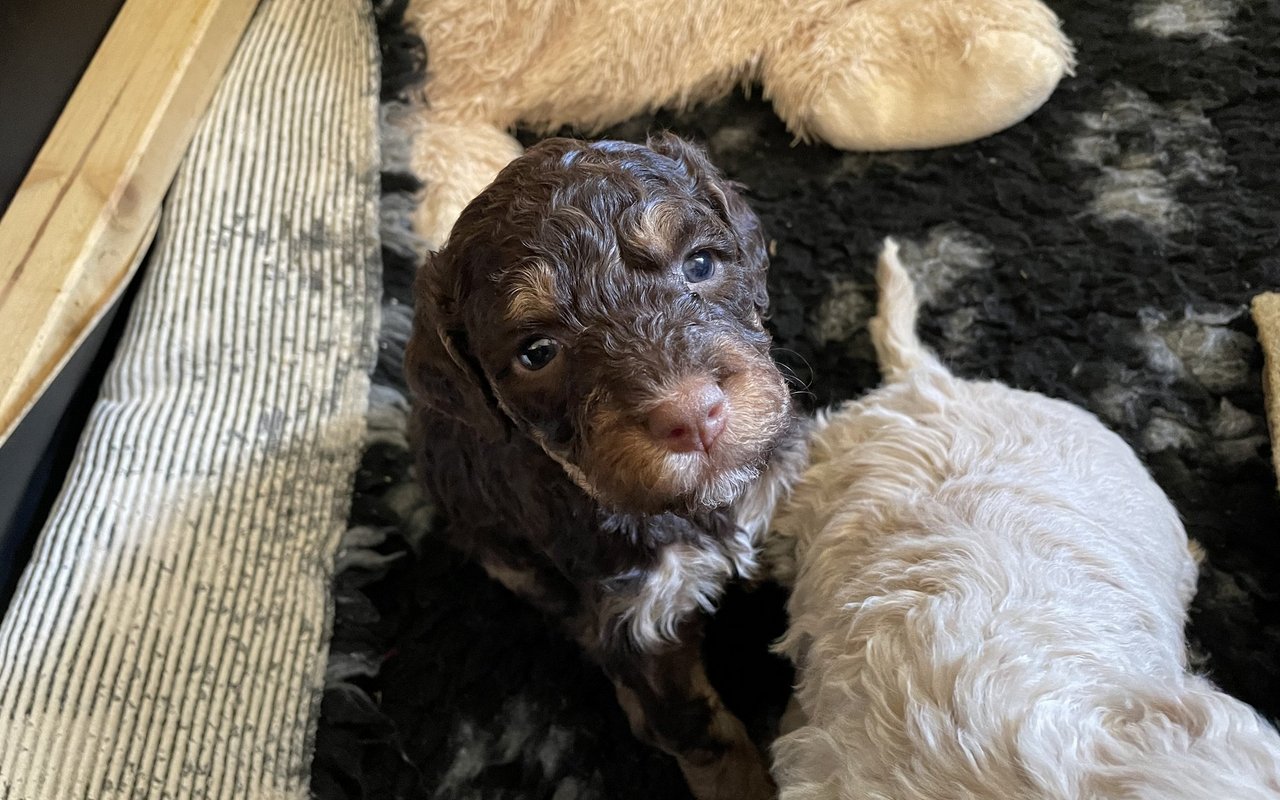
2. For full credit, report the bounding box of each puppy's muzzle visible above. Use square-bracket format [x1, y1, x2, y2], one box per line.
[647, 377, 729, 454]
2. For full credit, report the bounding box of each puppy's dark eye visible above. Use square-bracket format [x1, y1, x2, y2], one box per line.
[516, 337, 559, 371]
[682, 251, 716, 284]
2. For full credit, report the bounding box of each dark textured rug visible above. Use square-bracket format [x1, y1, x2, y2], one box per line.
[312, 0, 1280, 797]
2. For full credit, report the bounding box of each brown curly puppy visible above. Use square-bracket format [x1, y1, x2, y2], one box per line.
[406, 134, 801, 800]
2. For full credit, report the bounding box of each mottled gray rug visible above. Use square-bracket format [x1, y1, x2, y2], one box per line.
[313, 0, 1280, 796]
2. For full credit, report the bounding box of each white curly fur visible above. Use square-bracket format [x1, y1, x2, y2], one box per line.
[770, 240, 1280, 800]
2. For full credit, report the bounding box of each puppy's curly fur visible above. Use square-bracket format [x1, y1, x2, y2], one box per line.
[406, 135, 802, 800]
[770, 241, 1280, 799]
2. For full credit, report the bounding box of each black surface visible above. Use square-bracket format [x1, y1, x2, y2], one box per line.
[0, 0, 130, 608]
[314, 0, 1280, 797]
[0, 0, 126, 216]
[0, 261, 145, 611]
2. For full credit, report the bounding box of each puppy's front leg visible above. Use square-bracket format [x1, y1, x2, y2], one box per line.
[606, 626, 776, 800]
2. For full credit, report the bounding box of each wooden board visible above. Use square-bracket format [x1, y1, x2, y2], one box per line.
[0, 0, 258, 446]
[1252, 292, 1280, 491]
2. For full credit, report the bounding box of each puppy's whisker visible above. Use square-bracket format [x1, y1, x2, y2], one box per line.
[770, 348, 816, 395]
[777, 363, 811, 389]
[770, 347, 814, 376]
[778, 373, 815, 402]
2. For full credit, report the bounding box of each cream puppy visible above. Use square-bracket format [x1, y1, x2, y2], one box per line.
[403, 0, 1075, 246]
[770, 240, 1280, 800]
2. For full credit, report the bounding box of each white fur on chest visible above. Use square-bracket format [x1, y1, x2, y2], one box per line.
[607, 525, 759, 651]
[606, 431, 810, 652]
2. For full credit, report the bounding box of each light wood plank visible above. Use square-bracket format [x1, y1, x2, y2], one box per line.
[1252, 292, 1280, 491]
[0, 0, 258, 445]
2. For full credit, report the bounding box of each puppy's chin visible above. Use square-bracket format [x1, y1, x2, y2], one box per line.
[578, 369, 792, 516]
[582, 448, 768, 516]
[671, 458, 767, 513]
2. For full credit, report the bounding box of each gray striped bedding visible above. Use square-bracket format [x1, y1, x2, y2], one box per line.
[0, 0, 381, 795]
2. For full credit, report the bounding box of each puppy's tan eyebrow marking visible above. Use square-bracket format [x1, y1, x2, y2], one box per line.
[505, 260, 558, 321]
[629, 200, 686, 258]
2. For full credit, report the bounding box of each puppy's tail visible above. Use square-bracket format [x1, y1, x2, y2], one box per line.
[868, 238, 942, 383]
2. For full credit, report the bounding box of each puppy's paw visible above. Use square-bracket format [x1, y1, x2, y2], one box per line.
[680, 742, 777, 800]
[763, 0, 1074, 150]
[411, 117, 524, 247]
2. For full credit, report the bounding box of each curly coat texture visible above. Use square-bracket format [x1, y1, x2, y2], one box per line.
[770, 241, 1280, 800]
[405, 135, 804, 800]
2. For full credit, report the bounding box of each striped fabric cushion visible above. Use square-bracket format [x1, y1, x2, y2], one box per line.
[0, 0, 381, 796]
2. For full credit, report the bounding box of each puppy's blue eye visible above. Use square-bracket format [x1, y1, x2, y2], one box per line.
[682, 251, 716, 283]
[516, 337, 559, 371]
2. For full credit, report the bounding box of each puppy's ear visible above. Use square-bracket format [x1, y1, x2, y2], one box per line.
[648, 132, 770, 314]
[405, 250, 508, 442]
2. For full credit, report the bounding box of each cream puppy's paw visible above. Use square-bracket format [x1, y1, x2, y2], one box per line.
[764, 0, 1075, 150]
[411, 119, 524, 249]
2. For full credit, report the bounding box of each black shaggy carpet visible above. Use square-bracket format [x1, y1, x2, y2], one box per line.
[312, 0, 1280, 797]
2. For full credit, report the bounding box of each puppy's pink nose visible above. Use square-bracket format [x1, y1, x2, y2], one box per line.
[648, 380, 729, 453]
